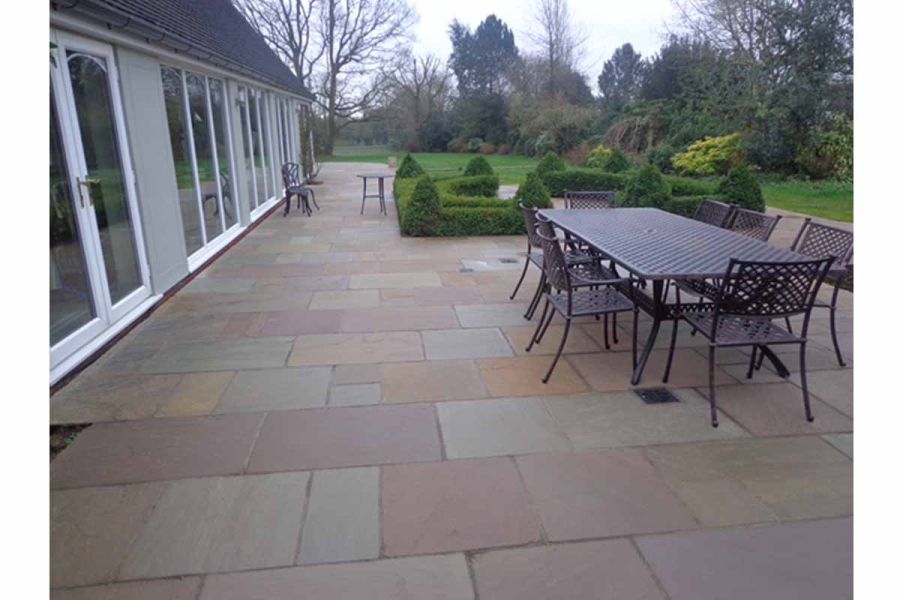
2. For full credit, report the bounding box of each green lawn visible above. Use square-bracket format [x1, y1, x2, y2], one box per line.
[761, 180, 853, 223]
[322, 149, 537, 185]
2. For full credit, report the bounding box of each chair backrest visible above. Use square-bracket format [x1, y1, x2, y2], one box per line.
[715, 257, 834, 323]
[220, 171, 231, 198]
[692, 198, 734, 228]
[519, 202, 542, 248]
[281, 162, 301, 188]
[564, 191, 616, 209]
[727, 208, 781, 241]
[534, 214, 569, 291]
[790, 218, 853, 268]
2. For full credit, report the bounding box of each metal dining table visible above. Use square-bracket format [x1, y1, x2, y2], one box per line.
[356, 173, 394, 215]
[539, 207, 807, 384]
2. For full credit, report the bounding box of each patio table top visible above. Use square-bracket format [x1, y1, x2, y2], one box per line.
[540, 207, 806, 280]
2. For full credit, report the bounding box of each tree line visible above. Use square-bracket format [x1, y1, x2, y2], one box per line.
[238, 0, 853, 178]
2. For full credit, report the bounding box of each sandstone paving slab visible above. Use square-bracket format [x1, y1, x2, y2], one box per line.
[199, 554, 474, 600]
[477, 356, 588, 397]
[256, 309, 343, 336]
[644, 436, 852, 523]
[541, 389, 747, 450]
[51, 413, 264, 488]
[382, 360, 487, 403]
[214, 367, 331, 413]
[422, 328, 513, 360]
[51, 372, 182, 424]
[472, 539, 666, 600]
[298, 467, 380, 564]
[333, 363, 384, 384]
[328, 383, 382, 406]
[339, 306, 459, 333]
[789, 368, 853, 416]
[288, 332, 423, 366]
[750, 339, 850, 371]
[501, 324, 601, 356]
[309, 289, 380, 310]
[154, 371, 235, 418]
[568, 350, 739, 393]
[349, 272, 442, 289]
[636, 518, 852, 600]
[181, 277, 256, 294]
[382, 458, 542, 556]
[282, 275, 350, 291]
[50, 577, 202, 599]
[142, 337, 294, 373]
[50, 483, 166, 588]
[438, 397, 572, 459]
[248, 404, 441, 472]
[516, 449, 698, 541]
[701, 382, 853, 436]
[119, 473, 309, 579]
[824, 433, 853, 458]
[455, 303, 533, 328]
[412, 286, 483, 306]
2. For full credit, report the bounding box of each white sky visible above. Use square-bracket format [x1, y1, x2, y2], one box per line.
[408, 0, 678, 88]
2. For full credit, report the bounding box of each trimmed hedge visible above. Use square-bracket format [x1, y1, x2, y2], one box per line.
[535, 152, 566, 178]
[401, 176, 442, 235]
[437, 174, 500, 197]
[716, 165, 765, 212]
[665, 195, 704, 217]
[514, 171, 553, 208]
[667, 176, 716, 197]
[396, 154, 425, 178]
[463, 156, 495, 176]
[395, 176, 524, 237]
[620, 164, 672, 209]
[541, 168, 716, 199]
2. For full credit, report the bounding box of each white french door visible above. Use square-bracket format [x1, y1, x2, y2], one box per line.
[50, 31, 151, 371]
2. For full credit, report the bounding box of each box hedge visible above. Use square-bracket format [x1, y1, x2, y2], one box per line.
[541, 167, 716, 199]
[396, 154, 425, 178]
[463, 155, 495, 176]
[436, 174, 500, 197]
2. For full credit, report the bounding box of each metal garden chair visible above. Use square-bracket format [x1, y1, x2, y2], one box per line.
[727, 207, 781, 241]
[664, 257, 834, 427]
[564, 191, 617, 209]
[526, 214, 638, 382]
[282, 162, 318, 217]
[692, 198, 734, 228]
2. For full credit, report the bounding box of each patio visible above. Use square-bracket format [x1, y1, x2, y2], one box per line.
[49, 162, 852, 599]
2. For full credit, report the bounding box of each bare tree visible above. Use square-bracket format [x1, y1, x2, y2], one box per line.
[234, 0, 324, 90]
[317, 0, 418, 152]
[526, 0, 586, 94]
[382, 52, 452, 147]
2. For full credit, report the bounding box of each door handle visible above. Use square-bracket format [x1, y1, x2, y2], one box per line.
[76, 177, 100, 207]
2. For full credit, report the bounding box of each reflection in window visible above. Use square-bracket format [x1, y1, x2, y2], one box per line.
[209, 78, 237, 228]
[186, 72, 223, 243]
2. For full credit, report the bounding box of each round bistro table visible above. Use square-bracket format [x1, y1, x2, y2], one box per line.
[356, 173, 394, 215]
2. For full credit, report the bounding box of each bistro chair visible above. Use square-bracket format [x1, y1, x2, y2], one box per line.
[664, 257, 834, 427]
[526, 214, 638, 382]
[564, 191, 617, 209]
[783, 218, 853, 366]
[201, 172, 233, 220]
[512, 203, 600, 320]
[727, 207, 781, 241]
[692, 198, 734, 228]
[282, 162, 318, 217]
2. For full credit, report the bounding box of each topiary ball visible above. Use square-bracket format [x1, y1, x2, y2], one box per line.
[716, 165, 764, 212]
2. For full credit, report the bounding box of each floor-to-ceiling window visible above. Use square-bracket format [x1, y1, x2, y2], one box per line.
[160, 65, 239, 261]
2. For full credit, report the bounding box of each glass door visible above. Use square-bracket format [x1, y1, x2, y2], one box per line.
[50, 32, 151, 369]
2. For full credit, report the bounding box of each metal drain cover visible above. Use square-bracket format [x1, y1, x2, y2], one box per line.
[458, 267, 474, 273]
[635, 388, 680, 404]
[499, 257, 519, 264]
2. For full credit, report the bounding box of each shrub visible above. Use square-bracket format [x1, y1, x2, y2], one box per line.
[621, 164, 672, 209]
[401, 176, 443, 236]
[668, 176, 716, 197]
[541, 169, 629, 197]
[646, 145, 678, 174]
[716, 165, 764, 212]
[665, 195, 704, 218]
[672, 133, 743, 176]
[479, 142, 497, 155]
[467, 137, 484, 153]
[463, 156, 495, 177]
[604, 149, 630, 173]
[585, 144, 613, 168]
[497, 144, 512, 155]
[514, 171, 552, 208]
[563, 143, 590, 167]
[533, 132, 556, 157]
[438, 174, 500, 197]
[535, 151, 566, 179]
[396, 154, 425, 179]
[447, 137, 468, 153]
[795, 113, 853, 181]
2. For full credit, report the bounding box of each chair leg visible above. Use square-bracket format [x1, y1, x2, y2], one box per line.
[310, 189, 319, 210]
[662, 318, 679, 383]
[543, 318, 571, 383]
[526, 299, 550, 352]
[603, 314, 611, 350]
[510, 255, 530, 300]
[525, 274, 546, 320]
[746, 345, 757, 379]
[799, 341, 815, 422]
[631, 309, 639, 370]
[755, 345, 765, 371]
[829, 285, 846, 367]
[282, 193, 291, 216]
[708, 345, 719, 427]
[536, 306, 556, 344]
[784, 316, 793, 334]
[612, 313, 619, 344]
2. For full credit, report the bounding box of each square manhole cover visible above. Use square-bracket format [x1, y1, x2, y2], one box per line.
[634, 388, 680, 405]
[499, 257, 519, 264]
